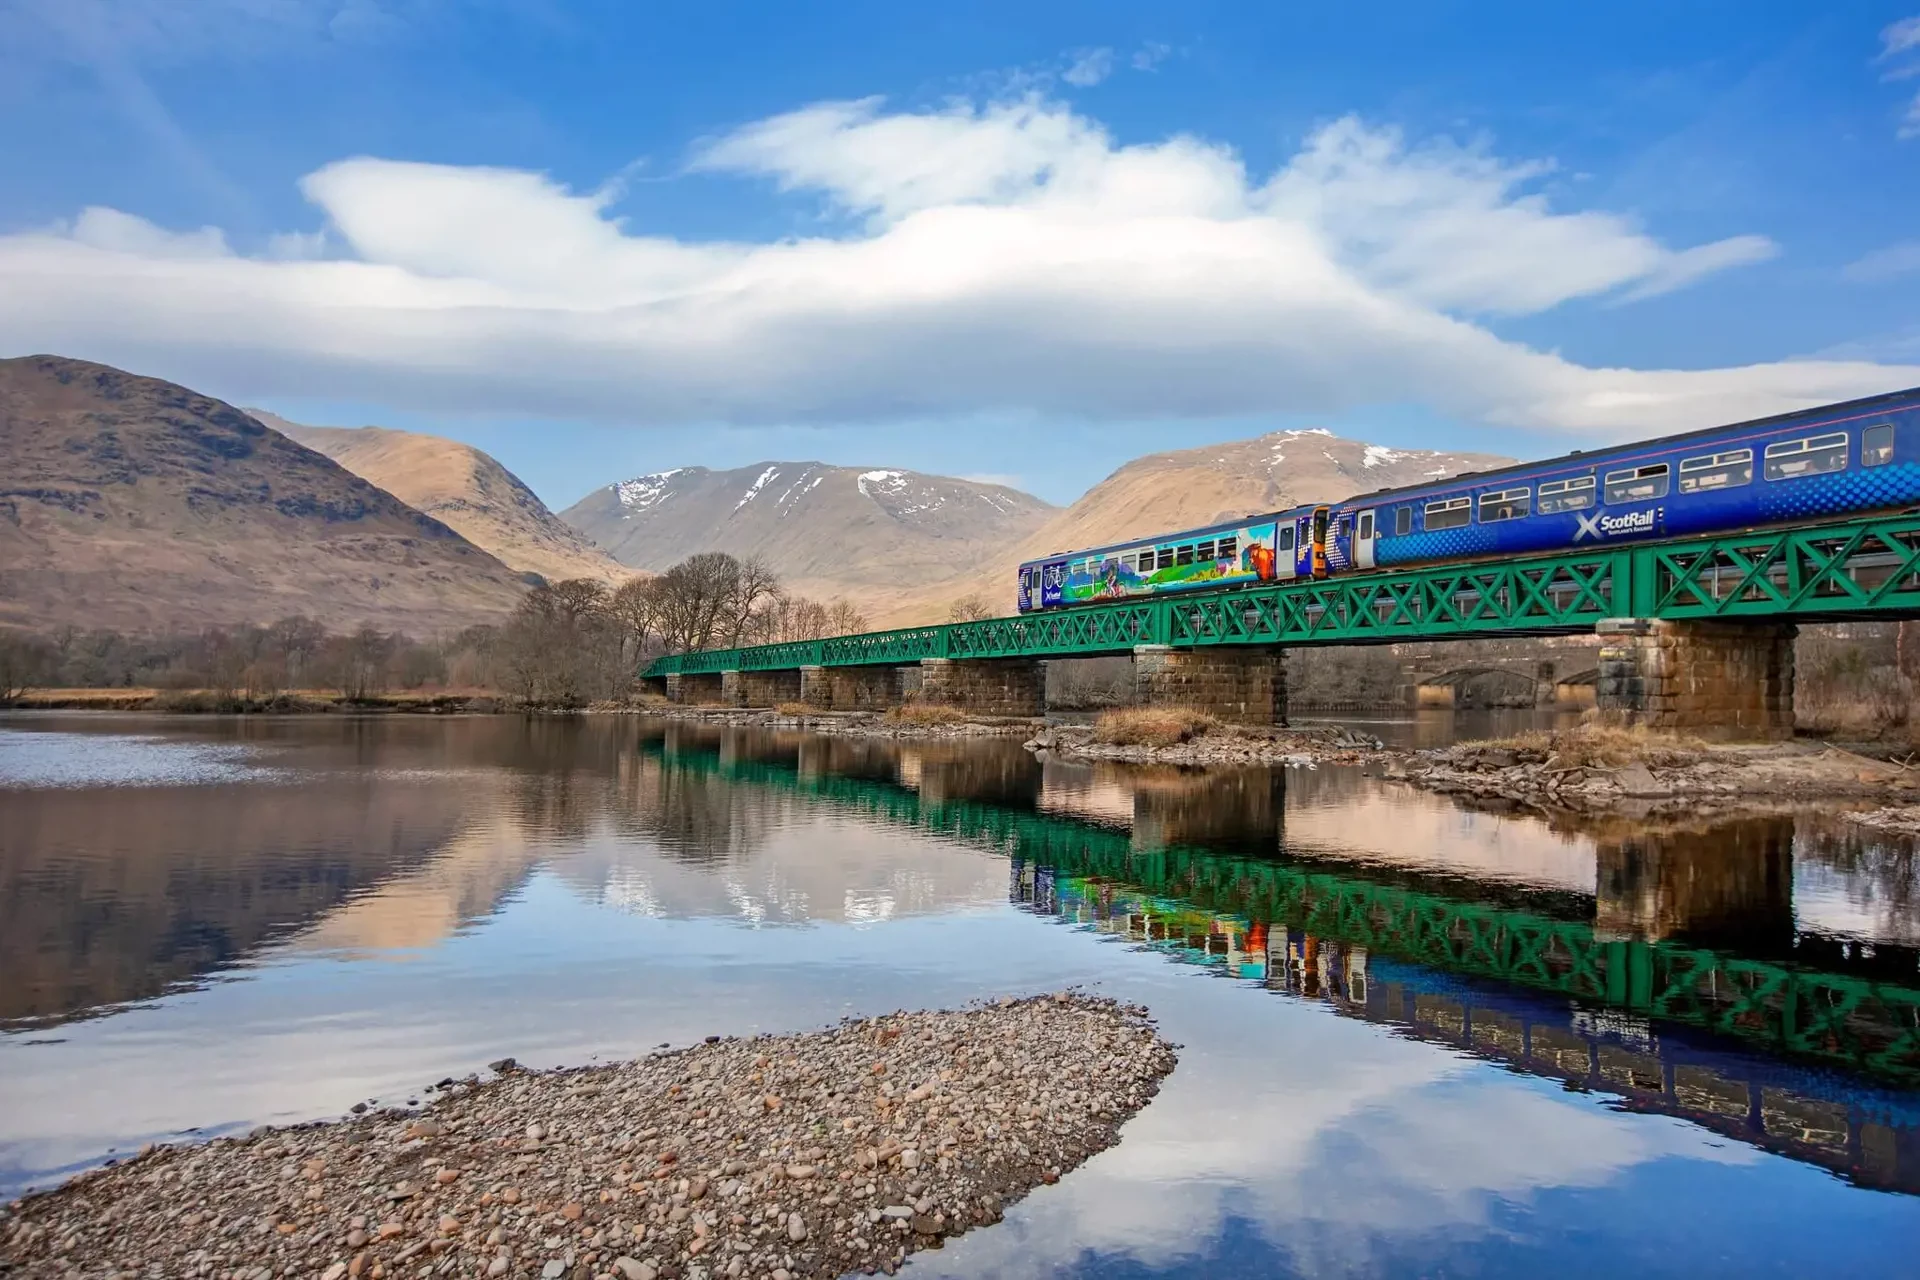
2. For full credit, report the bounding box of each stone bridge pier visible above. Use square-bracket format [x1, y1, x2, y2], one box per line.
[720, 668, 802, 708]
[1132, 645, 1288, 726]
[1594, 619, 1796, 740]
[798, 665, 906, 711]
[664, 671, 724, 705]
[918, 658, 1046, 717]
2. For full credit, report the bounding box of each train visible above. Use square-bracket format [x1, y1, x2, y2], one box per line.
[1016, 386, 1920, 613]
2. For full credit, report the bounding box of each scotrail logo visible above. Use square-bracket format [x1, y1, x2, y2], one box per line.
[1574, 507, 1661, 541]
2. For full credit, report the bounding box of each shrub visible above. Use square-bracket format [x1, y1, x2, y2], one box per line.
[1092, 706, 1220, 747]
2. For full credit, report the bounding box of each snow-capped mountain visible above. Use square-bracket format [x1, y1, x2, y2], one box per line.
[560, 461, 1058, 590]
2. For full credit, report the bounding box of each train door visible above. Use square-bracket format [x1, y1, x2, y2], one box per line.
[1017, 566, 1034, 612]
[1311, 506, 1330, 578]
[1354, 509, 1377, 570]
[1290, 514, 1315, 579]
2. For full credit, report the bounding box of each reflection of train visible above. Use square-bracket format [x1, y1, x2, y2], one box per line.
[1017, 387, 1920, 611]
[1011, 861, 1920, 1193]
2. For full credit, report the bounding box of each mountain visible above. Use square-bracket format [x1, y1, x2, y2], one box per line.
[249, 412, 631, 586]
[0, 356, 528, 635]
[874, 428, 1516, 624]
[561, 462, 1058, 605]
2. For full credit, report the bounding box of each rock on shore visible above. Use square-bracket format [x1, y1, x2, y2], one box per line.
[1393, 736, 1920, 813]
[1023, 722, 1383, 767]
[0, 995, 1175, 1280]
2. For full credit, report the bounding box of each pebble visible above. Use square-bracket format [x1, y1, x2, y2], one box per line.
[0, 995, 1175, 1280]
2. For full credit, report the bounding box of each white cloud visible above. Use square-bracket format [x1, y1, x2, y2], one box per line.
[1880, 15, 1920, 138]
[1061, 47, 1113, 88]
[1131, 40, 1172, 72]
[1845, 240, 1920, 282]
[0, 94, 1911, 437]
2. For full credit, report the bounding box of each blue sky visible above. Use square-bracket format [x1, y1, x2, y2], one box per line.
[3, 0, 1920, 508]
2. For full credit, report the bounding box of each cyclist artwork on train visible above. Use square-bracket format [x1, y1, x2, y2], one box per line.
[1018, 386, 1920, 613]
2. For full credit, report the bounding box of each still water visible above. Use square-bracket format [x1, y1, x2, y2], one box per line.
[3, 713, 1920, 1277]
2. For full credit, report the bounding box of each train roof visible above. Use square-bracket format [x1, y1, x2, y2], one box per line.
[1330, 383, 1920, 512]
[1022, 383, 1920, 566]
[1018, 506, 1316, 567]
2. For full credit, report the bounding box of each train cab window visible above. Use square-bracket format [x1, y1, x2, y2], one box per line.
[1395, 506, 1412, 536]
[1195, 540, 1215, 560]
[1278, 525, 1296, 551]
[1217, 536, 1237, 560]
[1477, 487, 1530, 523]
[1175, 545, 1194, 566]
[1604, 464, 1669, 504]
[1764, 432, 1847, 481]
[1537, 476, 1595, 513]
[1678, 448, 1753, 494]
[1424, 497, 1472, 531]
[1865, 423, 1896, 467]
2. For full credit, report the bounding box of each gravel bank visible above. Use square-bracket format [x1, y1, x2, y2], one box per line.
[1023, 721, 1385, 767]
[1393, 737, 1920, 813]
[614, 706, 1038, 740]
[1, 995, 1175, 1280]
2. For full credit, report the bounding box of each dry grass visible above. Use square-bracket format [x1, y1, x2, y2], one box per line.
[1476, 722, 1709, 769]
[775, 700, 818, 716]
[883, 702, 971, 726]
[1092, 705, 1221, 747]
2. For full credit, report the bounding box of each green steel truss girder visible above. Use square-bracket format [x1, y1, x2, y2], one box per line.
[644, 513, 1920, 677]
[648, 740, 1920, 1082]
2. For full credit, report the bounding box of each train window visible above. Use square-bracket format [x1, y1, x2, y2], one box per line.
[1357, 512, 1374, 540]
[1678, 448, 1753, 494]
[1278, 525, 1296, 551]
[1765, 432, 1847, 481]
[1538, 476, 1595, 513]
[1175, 545, 1194, 566]
[1865, 423, 1896, 467]
[1477, 487, 1530, 523]
[1217, 536, 1237, 559]
[1395, 506, 1412, 536]
[1603, 464, 1669, 504]
[1196, 540, 1215, 560]
[1425, 497, 1472, 531]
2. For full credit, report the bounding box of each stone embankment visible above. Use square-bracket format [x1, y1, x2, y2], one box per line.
[1392, 733, 1920, 814]
[0, 996, 1175, 1280]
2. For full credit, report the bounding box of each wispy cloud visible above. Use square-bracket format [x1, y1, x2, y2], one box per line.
[1844, 240, 1920, 282]
[0, 94, 1903, 439]
[1878, 14, 1920, 137]
[1062, 47, 1113, 88]
[1132, 41, 1172, 72]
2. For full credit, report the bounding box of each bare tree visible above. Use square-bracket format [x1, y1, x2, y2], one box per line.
[609, 576, 662, 661]
[947, 594, 994, 623]
[270, 616, 327, 689]
[825, 599, 869, 635]
[725, 557, 782, 646]
[0, 631, 51, 703]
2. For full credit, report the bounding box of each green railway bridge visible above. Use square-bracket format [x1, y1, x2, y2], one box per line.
[643, 513, 1920, 738]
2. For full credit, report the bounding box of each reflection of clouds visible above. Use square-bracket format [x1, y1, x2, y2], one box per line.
[1285, 773, 1596, 893]
[559, 815, 1006, 926]
[913, 981, 1756, 1278]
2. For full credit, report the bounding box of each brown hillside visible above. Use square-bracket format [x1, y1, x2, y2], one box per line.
[561, 463, 1057, 609]
[0, 356, 528, 635]
[876, 429, 1515, 625]
[253, 412, 632, 586]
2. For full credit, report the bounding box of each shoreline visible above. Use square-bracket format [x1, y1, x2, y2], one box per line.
[0, 995, 1176, 1280]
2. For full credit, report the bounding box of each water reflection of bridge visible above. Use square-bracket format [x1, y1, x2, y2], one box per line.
[1014, 861, 1920, 1193]
[648, 729, 1920, 1189]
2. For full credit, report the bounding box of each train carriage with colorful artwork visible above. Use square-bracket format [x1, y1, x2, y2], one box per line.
[1017, 386, 1920, 614]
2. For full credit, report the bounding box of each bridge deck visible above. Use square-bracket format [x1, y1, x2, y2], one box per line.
[644, 512, 1920, 676]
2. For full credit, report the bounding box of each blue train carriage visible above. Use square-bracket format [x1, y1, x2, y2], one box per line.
[1016, 510, 1316, 612]
[1324, 386, 1920, 573]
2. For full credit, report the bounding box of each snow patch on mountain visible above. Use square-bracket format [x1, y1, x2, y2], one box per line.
[734, 465, 780, 512]
[615, 470, 685, 515]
